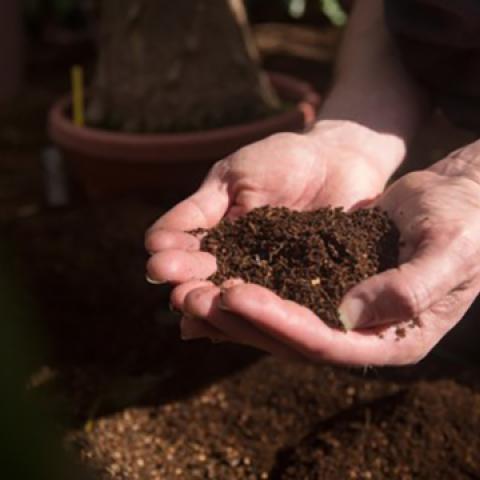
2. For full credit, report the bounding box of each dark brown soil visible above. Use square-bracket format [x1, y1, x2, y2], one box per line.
[67, 359, 402, 480]
[8, 199, 480, 480]
[64, 355, 480, 480]
[200, 206, 399, 327]
[276, 380, 480, 480]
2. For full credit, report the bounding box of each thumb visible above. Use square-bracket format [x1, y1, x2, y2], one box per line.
[338, 240, 469, 330]
[147, 161, 230, 233]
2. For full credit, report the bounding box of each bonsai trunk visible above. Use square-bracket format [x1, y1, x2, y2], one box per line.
[88, 0, 280, 133]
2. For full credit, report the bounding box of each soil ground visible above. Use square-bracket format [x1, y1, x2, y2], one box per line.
[1, 21, 480, 480]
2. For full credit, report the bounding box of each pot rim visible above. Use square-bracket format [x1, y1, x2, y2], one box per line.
[48, 71, 321, 162]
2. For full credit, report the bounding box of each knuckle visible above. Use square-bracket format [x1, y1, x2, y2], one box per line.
[451, 226, 479, 262]
[387, 272, 427, 320]
[224, 284, 246, 306]
[209, 157, 230, 177]
[449, 142, 480, 163]
[184, 288, 206, 312]
[435, 224, 480, 278]
[386, 171, 438, 202]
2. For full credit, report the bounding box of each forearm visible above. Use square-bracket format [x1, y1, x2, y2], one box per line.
[312, 0, 430, 180]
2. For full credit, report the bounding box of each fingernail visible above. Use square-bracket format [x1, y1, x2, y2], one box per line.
[145, 274, 166, 285]
[338, 297, 369, 330]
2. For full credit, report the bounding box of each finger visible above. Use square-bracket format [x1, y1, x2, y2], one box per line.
[180, 314, 229, 342]
[147, 163, 230, 233]
[338, 236, 478, 330]
[170, 279, 245, 312]
[145, 229, 200, 254]
[183, 286, 306, 362]
[146, 249, 216, 284]
[171, 279, 214, 310]
[220, 278, 245, 289]
[219, 283, 430, 366]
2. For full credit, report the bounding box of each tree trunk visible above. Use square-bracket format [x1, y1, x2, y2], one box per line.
[88, 0, 280, 133]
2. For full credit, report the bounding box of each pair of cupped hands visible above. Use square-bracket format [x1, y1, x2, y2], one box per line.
[145, 121, 480, 366]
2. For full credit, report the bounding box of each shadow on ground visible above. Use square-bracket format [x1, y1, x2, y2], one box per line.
[8, 198, 262, 424]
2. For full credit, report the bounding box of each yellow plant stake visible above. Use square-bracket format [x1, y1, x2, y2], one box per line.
[71, 65, 85, 127]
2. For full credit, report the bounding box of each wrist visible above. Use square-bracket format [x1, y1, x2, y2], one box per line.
[306, 119, 407, 183]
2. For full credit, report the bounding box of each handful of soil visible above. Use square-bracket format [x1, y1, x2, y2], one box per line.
[199, 206, 399, 328]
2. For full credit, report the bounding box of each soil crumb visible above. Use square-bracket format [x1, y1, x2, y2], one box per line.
[200, 206, 399, 327]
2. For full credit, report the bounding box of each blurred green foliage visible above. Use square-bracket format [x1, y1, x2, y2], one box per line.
[24, 0, 347, 28]
[320, 0, 347, 25]
[247, 0, 347, 24]
[0, 240, 85, 480]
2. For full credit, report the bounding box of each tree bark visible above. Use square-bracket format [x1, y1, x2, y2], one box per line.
[88, 0, 280, 133]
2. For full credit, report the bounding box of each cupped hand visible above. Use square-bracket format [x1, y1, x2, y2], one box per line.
[145, 120, 406, 362]
[335, 144, 480, 362]
[174, 142, 480, 366]
[146, 121, 389, 285]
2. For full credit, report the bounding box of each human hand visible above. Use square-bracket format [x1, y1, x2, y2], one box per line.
[146, 120, 395, 284]
[145, 120, 401, 350]
[337, 142, 480, 361]
[176, 141, 480, 366]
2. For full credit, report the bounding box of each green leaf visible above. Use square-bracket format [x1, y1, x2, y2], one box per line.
[320, 0, 347, 26]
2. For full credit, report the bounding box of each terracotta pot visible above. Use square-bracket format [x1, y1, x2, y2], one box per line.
[0, 0, 23, 103]
[48, 72, 321, 200]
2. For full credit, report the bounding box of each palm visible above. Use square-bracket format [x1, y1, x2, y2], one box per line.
[146, 131, 386, 285]
[206, 132, 384, 221]
[145, 130, 394, 362]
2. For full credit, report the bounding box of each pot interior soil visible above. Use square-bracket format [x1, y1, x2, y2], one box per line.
[199, 206, 399, 328]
